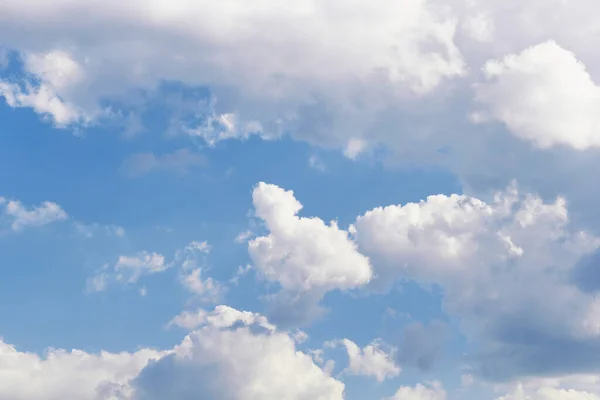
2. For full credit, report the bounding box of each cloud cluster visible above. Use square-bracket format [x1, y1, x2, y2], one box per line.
[352, 182, 600, 379]
[0, 305, 346, 400]
[250, 181, 600, 380]
[4, 1, 600, 398]
[0, 338, 164, 400]
[3, 1, 600, 222]
[86, 240, 224, 303]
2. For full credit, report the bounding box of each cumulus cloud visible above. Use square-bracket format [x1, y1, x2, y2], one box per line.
[3, 2, 600, 210]
[132, 305, 345, 400]
[351, 182, 600, 379]
[0, 306, 343, 400]
[0, 338, 164, 400]
[473, 41, 600, 150]
[337, 339, 400, 382]
[119, 148, 207, 178]
[4, 2, 600, 234]
[0, 0, 466, 151]
[248, 182, 372, 325]
[7, 1, 600, 395]
[1, 198, 68, 231]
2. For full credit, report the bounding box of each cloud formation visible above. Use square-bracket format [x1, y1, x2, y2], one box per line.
[0, 197, 68, 231]
[352, 182, 600, 379]
[249, 182, 372, 325]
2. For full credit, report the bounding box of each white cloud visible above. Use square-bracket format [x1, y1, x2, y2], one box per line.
[172, 240, 225, 303]
[0, 305, 342, 400]
[134, 305, 345, 400]
[87, 251, 171, 293]
[386, 382, 446, 400]
[120, 148, 206, 178]
[351, 182, 600, 378]
[0, 0, 465, 146]
[338, 339, 400, 382]
[180, 268, 224, 303]
[168, 305, 274, 332]
[474, 41, 600, 150]
[114, 252, 170, 284]
[250, 182, 372, 292]
[2, 199, 68, 231]
[234, 230, 254, 244]
[0, 50, 93, 127]
[167, 309, 211, 330]
[0, 338, 164, 400]
[3, 1, 600, 201]
[248, 182, 372, 325]
[184, 111, 265, 146]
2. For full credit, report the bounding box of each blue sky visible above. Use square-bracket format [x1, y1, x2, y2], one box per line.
[2, 2, 600, 400]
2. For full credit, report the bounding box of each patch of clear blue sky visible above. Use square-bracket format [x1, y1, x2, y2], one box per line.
[0, 58, 469, 395]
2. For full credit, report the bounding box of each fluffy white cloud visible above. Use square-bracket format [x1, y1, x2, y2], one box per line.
[0, 0, 464, 107]
[0, 0, 466, 157]
[474, 41, 600, 150]
[0, 305, 342, 400]
[250, 182, 372, 292]
[338, 339, 400, 382]
[0, 339, 164, 400]
[168, 306, 275, 332]
[4, 2, 600, 234]
[248, 182, 372, 324]
[133, 305, 345, 400]
[1, 198, 68, 231]
[0, 50, 92, 126]
[3, 1, 600, 206]
[386, 382, 446, 400]
[351, 182, 600, 378]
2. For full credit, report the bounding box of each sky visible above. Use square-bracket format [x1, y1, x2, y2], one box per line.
[2, 1, 600, 399]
